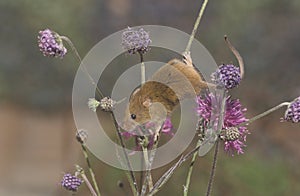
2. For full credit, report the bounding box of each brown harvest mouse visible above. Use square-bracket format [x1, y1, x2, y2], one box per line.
[124, 52, 210, 129]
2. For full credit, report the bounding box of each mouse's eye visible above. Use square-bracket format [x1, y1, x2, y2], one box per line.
[131, 114, 136, 120]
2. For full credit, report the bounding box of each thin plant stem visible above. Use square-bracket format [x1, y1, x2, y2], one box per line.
[61, 35, 139, 195]
[77, 168, 98, 196]
[239, 102, 290, 127]
[140, 152, 144, 193]
[146, 165, 154, 191]
[183, 140, 201, 196]
[149, 141, 203, 196]
[185, 0, 209, 52]
[141, 125, 162, 196]
[139, 52, 145, 84]
[206, 139, 219, 196]
[60, 36, 104, 98]
[149, 100, 226, 196]
[81, 144, 101, 196]
[140, 146, 153, 196]
[141, 62, 146, 84]
[61, 36, 103, 196]
[110, 112, 139, 196]
[205, 90, 226, 196]
[62, 35, 139, 194]
[125, 171, 137, 196]
[139, 51, 152, 196]
[224, 36, 245, 78]
[148, 156, 182, 196]
[183, 3, 218, 192]
[145, 153, 154, 191]
[115, 148, 137, 196]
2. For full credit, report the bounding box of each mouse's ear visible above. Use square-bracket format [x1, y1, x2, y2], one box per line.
[143, 98, 152, 108]
[130, 86, 141, 99]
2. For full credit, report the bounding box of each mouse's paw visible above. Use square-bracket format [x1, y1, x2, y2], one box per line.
[182, 51, 193, 67]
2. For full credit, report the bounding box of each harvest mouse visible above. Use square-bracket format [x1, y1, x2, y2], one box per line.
[123, 52, 210, 130]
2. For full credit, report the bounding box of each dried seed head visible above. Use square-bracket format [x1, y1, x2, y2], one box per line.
[220, 127, 240, 141]
[100, 97, 116, 112]
[76, 129, 88, 144]
[197, 93, 248, 155]
[196, 118, 207, 141]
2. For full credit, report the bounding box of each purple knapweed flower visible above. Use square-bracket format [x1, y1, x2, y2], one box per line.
[122, 117, 174, 152]
[38, 29, 67, 58]
[61, 173, 82, 192]
[121, 27, 151, 55]
[211, 64, 241, 89]
[283, 97, 300, 123]
[196, 93, 248, 155]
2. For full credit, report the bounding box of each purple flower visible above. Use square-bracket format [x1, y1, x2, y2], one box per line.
[196, 93, 248, 155]
[61, 173, 82, 192]
[122, 117, 174, 151]
[38, 29, 67, 58]
[211, 64, 241, 89]
[121, 27, 151, 55]
[161, 117, 174, 135]
[283, 97, 300, 123]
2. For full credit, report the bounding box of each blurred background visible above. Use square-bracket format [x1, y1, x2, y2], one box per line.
[1, 0, 300, 195]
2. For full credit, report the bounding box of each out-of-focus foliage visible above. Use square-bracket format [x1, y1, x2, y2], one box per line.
[1, 0, 300, 195]
[1, 0, 300, 109]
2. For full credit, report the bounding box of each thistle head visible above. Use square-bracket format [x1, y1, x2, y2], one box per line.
[121, 27, 151, 55]
[37, 29, 67, 58]
[284, 97, 300, 123]
[220, 127, 241, 141]
[61, 173, 82, 192]
[211, 64, 241, 89]
[196, 93, 248, 155]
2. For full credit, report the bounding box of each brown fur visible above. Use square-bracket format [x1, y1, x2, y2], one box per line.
[124, 58, 208, 127]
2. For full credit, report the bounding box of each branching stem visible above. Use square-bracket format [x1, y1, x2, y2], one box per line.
[111, 112, 139, 196]
[61, 36, 104, 98]
[239, 102, 290, 127]
[80, 145, 101, 196]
